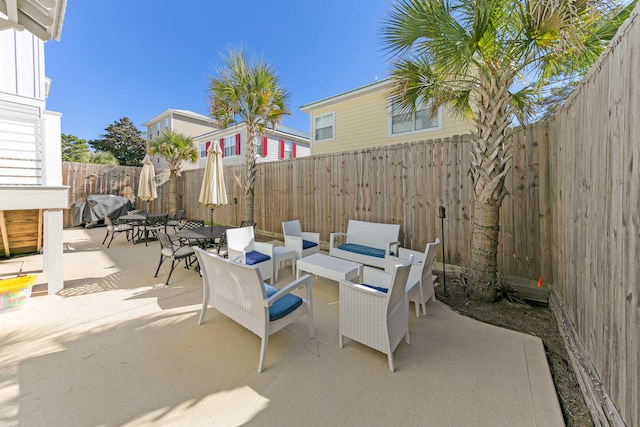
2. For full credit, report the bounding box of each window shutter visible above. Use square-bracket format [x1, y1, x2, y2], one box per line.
[279, 140, 284, 159]
[219, 138, 224, 158]
[292, 143, 297, 158]
[205, 141, 210, 156]
[262, 136, 268, 157]
[235, 134, 241, 155]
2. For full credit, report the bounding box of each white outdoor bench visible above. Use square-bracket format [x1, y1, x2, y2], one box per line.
[329, 220, 400, 269]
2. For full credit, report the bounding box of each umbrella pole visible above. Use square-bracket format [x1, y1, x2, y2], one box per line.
[146, 200, 149, 214]
[210, 207, 214, 231]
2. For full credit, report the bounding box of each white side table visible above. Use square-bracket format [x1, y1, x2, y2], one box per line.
[273, 246, 295, 281]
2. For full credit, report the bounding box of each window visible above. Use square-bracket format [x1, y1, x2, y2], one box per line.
[257, 136, 266, 157]
[314, 113, 334, 141]
[223, 136, 236, 157]
[200, 142, 209, 158]
[156, 123, 160, 136]
[164, 118, 169, 129]
[148, 127, 153, 140]
[390, 101, 440, 135]
[283, 141, 293, 159]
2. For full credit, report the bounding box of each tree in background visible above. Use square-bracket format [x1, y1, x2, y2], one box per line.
[209, 48, 290, 223]
[61, 133, 119, 164]
[90, 117, 147, 166]
[61, 134, 90, 162]
[87, 151, 119, 165]
[149, 130, 198, 214]
[383, 0, 636, 301]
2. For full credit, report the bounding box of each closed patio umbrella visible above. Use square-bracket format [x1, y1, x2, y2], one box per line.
[199, 142, 228, 229]
[138, 154, 158, 213]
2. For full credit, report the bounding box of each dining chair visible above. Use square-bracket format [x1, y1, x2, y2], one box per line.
[167, 209, 185, 232]
[154, 231, 196, 286]
[143, 214, 168, 246]
[102, 215, 133, 248]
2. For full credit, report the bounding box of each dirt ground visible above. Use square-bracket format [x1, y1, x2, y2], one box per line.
[434, 276, 593, 427]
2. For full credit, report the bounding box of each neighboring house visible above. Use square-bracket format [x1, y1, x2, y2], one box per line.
[0, 1, 68, 294]
[142, 109, 217, 171]
[300, 79, 474, 155]
[193, 124, 310, 168]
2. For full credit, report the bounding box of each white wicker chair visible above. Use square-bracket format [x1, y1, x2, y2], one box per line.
[193, 247, 314, 373]
[282, 220, 320, 263]
[226, 226, 274, 283]
[385, 238, 440, 317]
[339, 255, 413, 372]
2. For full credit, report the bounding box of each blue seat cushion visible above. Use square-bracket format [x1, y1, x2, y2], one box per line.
[246, 250, 271, 265]
[337, 243, 385, 258]
[361, 283, 388, 293]
[302, 240, 318, 250]
[264, 283, 303, 321]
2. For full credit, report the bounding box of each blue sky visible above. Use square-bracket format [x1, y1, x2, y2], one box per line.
[45, 0, 396, 142]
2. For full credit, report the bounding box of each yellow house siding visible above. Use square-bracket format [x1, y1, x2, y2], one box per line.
[307, 82, 474, 155]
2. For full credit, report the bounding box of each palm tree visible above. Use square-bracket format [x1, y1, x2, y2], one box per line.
[383, 0, 635, 301]
[149, 130, 198, 215]
[209, 48, 290, 223]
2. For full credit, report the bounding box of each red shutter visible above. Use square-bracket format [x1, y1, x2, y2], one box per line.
[205, 141, 210, 156]
[292, 143, 297, 158]
[219, 138, 224, 157]
[235, 134, 241, 155]
[279, 140, 284, 159]
[262, 136, 268, 157]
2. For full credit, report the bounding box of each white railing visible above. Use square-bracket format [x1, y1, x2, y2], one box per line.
[0, 116, 43, 185]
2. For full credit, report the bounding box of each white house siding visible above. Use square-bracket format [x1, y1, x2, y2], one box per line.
[0, 29, 45, 102]
[143, 111, 216, 171]
[0, 29, 48, 186]
[194, 127, 310, 169]
[0, 26, 67, 295]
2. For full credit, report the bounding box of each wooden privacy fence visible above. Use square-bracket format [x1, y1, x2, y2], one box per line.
[143, 129, 549, 281]
[545, 7, 640, 425]
[62, 162, 171, 226]
[63, 129, 549, 281]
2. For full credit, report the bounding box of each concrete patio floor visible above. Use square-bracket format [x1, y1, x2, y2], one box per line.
[0, 227, 564, 426]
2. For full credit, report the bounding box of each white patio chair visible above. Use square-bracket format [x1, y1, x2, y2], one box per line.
[282, 220, 320, 263]
[193, 247, 314, 373]
[339, 255, 413, 372]
[226, 225, 274, 283]
[385, 238, 440, 317]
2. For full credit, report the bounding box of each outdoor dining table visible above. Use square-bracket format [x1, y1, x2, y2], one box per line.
[175, 225, 234, 251]
[118, 213, 168, 244]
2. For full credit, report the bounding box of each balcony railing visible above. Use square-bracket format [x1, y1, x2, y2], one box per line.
[0, 116, 43, 185]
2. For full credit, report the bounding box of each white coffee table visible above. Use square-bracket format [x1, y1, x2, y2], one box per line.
[297, 253, 362, 283]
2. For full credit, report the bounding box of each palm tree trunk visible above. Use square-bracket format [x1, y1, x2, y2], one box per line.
[244, 127, 258, 223]
[468, 200, 501, 301]
[169, 175, 177, 216]
[245, 190, 255, 224]
[467, 70, 514, 302]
